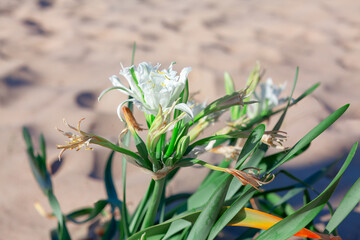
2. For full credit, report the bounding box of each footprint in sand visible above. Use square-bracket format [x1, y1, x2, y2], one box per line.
[75, 91, 97, 109]
[0, 65, 37, 105]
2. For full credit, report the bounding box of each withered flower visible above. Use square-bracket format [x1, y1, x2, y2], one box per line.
[210, 145, 242, 160]
[225, 167, 274, 191]
[56, 118, 99, 159]
[261, 130, 287, 149]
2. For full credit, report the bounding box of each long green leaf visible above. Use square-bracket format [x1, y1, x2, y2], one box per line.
[187, 177, 231, 240]
[104, 151, 129, 238]
[208, 186, 256, 240]
[48, 191, 71, 240]
[325, 176, 360, 233]
[256, 142, 357, 240]
[130, 180, 155, 233]
[162, 219, 192, 240]
[105, 151, 119, 203]
[128, 210, 201, 240]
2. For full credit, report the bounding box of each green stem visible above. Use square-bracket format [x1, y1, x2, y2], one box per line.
[141, 178, 166, 229]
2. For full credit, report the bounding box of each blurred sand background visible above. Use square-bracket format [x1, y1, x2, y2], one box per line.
[1, 0, 360, 239]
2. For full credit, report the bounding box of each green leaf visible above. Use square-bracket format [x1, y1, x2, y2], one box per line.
[267, 104, 350, 173]
[105, 151, 119, 203]
[128, 210, 201, 240]
[325, 176, 360, 233]
[130, 180, 155, 234]
[208, 186, 256, 240]
[104, 151, 129, 237]
[23, 127, 52, 195]
[48, 191, 71, 240]
[162, 219, 192, 240]
[122, 127, 132, 238]
[172, 136, 190, 165]
[239, 62, 260, 118]
[67, 200, 108, 224]
[131, 42, 136, 65]
[235, 124, 265, 168]
[133, 131, 150, 164]
[23, 127, 34, 154]
[258, 144, 310, 172]
[224, 72, 240, 120]
[39, 134, 46, 160]
[102, 216, 117, 240]
[256, 142, 357, 240]
[224, 72, 236, 95]
[273, 67, 298, 132]
[187, 177, 231, 240]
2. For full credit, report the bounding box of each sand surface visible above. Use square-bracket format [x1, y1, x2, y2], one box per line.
[1, 0, 360, 239]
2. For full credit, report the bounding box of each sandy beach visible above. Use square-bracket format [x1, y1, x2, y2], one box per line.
[1, 0, 360, 239]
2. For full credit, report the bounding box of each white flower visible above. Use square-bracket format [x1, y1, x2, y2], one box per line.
[99, 62, 193, 120]
[247, 78, 287, 119]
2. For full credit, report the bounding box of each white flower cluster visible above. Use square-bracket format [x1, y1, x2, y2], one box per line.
[99, 62, 193, 119]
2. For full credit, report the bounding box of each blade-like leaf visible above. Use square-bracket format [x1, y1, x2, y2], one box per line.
[105, 151, 119, 203]
[208, 186, 256, 240]
[224, 72, 240, 120]
[256, 142, 357, 240]
[187, 177, 231, 240]
[325, 176, 360, 233]
[162, 219, 192, 240]
[48, 191, 71, 240]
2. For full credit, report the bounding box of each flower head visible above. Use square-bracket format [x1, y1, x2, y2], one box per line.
[99, 62, 193, 119]
[247, 78, 287, 118]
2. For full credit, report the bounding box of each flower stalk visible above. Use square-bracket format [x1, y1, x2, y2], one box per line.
[141, 178, 166, 230]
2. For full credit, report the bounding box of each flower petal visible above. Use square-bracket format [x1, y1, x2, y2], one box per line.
[98, 86, 132, 101]
[175, 103, 194, 119]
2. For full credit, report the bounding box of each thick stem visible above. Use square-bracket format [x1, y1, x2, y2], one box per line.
[141, 178, 166, 229]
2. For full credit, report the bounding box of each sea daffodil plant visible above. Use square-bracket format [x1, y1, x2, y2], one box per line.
[23, 50, 358, 240]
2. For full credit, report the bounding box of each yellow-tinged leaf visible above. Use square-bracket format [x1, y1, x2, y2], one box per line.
[227, 208, 321, 239]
